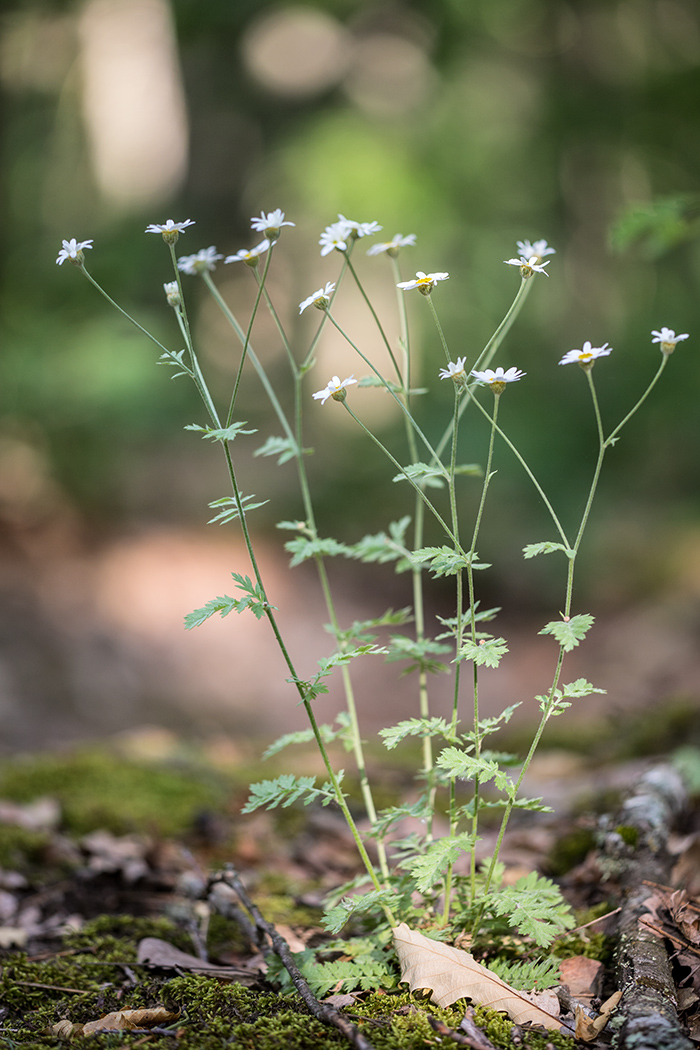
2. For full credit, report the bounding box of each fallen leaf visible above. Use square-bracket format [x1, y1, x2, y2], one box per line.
[392, 924, 560, 1030]
[137, 937, 258, 982]
[82, 1006, 179, 1034]
[574, 990, 621, 1042]
[558, 955, 604, 999]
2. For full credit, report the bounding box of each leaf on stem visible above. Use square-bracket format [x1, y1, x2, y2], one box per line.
[522, 541, 574, 560]
[488, 871, 576, 946]
[393, 924, 561, 1028]
[283, 535, 353, 567]
[207, 494, 269, 524]
[435, 747, 509, 790]
[457, 637, 509, 668]
[539, 614, 595, 651]
[347, 518, 412, 567]
[385, 634, 451, 676]
[392, 462, 448, 488]
[411, 547, 486, 578]
[185, 421, 257, 442]
[379, 717, 455, 751]
[242, 772, 342, 813]
[263, 714, 353, 758]
[254, 435, 310, 464]
[407, 833, 476, 894]
[184, 573, 271, 628]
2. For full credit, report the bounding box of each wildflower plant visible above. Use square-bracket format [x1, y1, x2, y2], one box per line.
[57, 214, 686, 952]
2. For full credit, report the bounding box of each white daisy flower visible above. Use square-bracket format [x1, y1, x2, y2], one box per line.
[312, 374, 357, 405]
[439, 357, 468, 381]
[145, 219, 195, 244]
[397, 271, 450, 295]
[516, 239, 556, 262]
[250, 209, 295, 238]
[559, 341, 612, 367]
[504, 255, 550, 277]
[299, 281, 336, 314]
[224, 240, 271, 265]
[651, 328, 689, 355]
[470, 366, 526, 392]
[336, 214, 382, 239]
[319, 223, 350, 256]
[177, 246, 223, 275]
[163, 281, 180, 307]
[367, 233, 416, 257]
[56, 238, 93, 266]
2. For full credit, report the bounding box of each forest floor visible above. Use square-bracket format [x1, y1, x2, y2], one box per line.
[0, 729, 699, 1049]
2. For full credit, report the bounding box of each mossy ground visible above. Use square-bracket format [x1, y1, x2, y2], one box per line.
[1, 914, 578, 1049]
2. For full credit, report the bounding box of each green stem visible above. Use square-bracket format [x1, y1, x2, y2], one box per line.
[346, 255, 402, 382]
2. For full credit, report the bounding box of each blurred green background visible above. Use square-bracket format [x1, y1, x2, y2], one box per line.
[1, 0, 699, 749]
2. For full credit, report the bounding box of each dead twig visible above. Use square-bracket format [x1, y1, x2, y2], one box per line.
[428, 1008, 498, 1049]
[210, 865, 377, 1050]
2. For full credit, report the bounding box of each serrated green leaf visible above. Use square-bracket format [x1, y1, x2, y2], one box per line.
[379, 717, 454, 751]
[435, 747, 509, 790]
[254, 435, 310, 465]
[539, 613, 595, 651]
[392, 462, 448, 488]
[385, 634, 451, 676]
[184, 573, 272, 628]
[561, 677, 607, 698]
[262, 716, 352, 759]
[457, 636, 509, 668]
[489, 871, 575, 947]
[317, 644, 388, 675]
[284, 535, 353, 567]
[242, 772, 342, 814]
[522, 541, 574, 560]
[185, 421, 257, 441]
[207, 494, 269, 524]
[411, 546, 473, 578]
[408, 833, 476, 894]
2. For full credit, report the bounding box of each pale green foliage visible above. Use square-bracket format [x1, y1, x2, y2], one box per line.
[539, 613, 595, 651]
[267, 934, 398, 995]
[242, 772, 343, 813]
[392, 461, 448, 488]
[283, 534, 352, 567]
[408, 833, 476, 894]
[522, 541, 574, 559]
[254, 434, 309, 465]
[207, 494, 269, 524]
[184, 573, 270, 628]
[370, 794, 433, 837]
[536, 677, 606, 716]
[185, 421, 257, 442]
[379, 717, 454, 751]
[486, 954, 563, 990]
[347, 517, 412, 569]
[385, 634, 451, 675]
[488, 871, 576, 947]
[262, 713, 353, 759]
[158, 347, 193, 378]
[436, 748, 510, 790]
[322, 891, 404, 935]
[457, 636, 509, 668]
[411, 546, 480, 577]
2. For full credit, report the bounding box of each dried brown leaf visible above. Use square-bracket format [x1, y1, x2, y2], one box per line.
[137, 937, 258, 982]
[82, 1006, 178, 1034]
[574, 990, 622, 1042]
[392, 924, 560, 1030]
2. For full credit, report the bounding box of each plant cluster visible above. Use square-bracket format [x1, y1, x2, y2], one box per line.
[56, 215, 688, 952]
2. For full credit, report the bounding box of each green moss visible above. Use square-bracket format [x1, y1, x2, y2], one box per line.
[0, 825, 50, 872]
[0, 750, 229, 837]
[615, 824, 640, 848]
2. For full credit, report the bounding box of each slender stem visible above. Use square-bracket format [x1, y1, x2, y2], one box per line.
[80, 267, 171, 355]
[426, 295, 451, 365]
[436, 277, 533, 459]
[340, 402, 460, 547]
[346, 255, 402, 382]
[605, 354, 668, 448]
[225, 248, 274, 426]
[325, 310, 443, 469]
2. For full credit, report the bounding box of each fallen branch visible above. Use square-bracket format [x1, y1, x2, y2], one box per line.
[209, 865, 376, 1050]
[607, 764, 694, 1050]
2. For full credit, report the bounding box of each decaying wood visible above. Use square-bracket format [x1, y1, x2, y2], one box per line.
[608, 764, 694, 1050]
[209, 865, 377, 1050]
